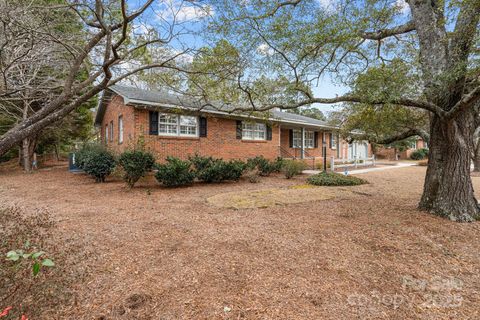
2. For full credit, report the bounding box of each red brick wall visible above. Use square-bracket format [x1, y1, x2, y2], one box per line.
[100, 95, 135, 153]
[101, 95, 281, 160]
[100, 95, 371, 162]
[135, 110, 281, 161]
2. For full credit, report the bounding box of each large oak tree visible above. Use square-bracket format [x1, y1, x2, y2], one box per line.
[201, 0, 480, 221]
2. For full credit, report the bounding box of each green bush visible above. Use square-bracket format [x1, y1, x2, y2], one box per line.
[283, 160, 307, 179]
[246, 156, 283, 176]
[118, 150, 156, 188]
[155, 157, 195, 187]
[222, 160, 247, 181]
[410, 148, 429, 160]
[307, 172, 367, 186]
[75, 143, 105, 170]
[190, 155, 247, 183]
[81, 146, 116, 182]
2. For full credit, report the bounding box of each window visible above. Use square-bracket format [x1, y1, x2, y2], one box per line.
[179, 116, 197, 136]
[292, 129, 302, 148]
[118, 116, 123, 144]
[411, 141, 417, 150]
[109, 121, 114, 142]
[158, 113, 198, 137]
[305, 131, 315, 148]
[330, 133, 337, 149]
[242, 122, 266, 140]
[105, 124, 108, 143]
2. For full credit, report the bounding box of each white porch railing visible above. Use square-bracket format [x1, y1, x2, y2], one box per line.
[329, 155, 376, 172]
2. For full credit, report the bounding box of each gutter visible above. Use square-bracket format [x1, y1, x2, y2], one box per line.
[125, 97, 339, 131]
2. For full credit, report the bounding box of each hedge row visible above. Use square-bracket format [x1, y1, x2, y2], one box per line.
[75, 145, 303, 188]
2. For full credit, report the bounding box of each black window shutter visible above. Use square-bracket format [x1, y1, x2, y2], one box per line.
[329, 133, 333, 148]
[266, 125, 272, 141]
[236, 120, 242, 139]
[149, 111, 158, 135]
[199, 116, 207, 137]
[289, 129, 293, 148]
[314, 131, 319, 148]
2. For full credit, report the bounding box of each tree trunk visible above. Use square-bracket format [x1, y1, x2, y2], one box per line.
[22, 138, 32, 172]
[419, 111, 479, 221]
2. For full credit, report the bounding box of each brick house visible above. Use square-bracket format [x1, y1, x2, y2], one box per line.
[375, 137, 428, 160]
[95, 85, 371, 164]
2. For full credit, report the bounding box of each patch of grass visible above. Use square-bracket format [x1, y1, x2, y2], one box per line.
[207, 187, 334, 209]
[307, 172, 367, 186]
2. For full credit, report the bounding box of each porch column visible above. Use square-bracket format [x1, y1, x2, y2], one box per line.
[301, 127, 305, 159]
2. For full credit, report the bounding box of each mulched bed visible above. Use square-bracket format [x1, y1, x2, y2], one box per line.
[0, 163, 479, 319]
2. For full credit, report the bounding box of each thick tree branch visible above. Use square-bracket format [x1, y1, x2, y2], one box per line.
[361, 21, 416, 41]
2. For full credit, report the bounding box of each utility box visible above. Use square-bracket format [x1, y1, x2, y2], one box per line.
[68, 152, 82, 172]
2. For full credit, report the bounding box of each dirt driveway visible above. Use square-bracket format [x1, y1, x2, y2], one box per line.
[0, 164, 479, 319]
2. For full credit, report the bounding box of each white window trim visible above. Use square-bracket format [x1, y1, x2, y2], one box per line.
[242, 122, 267, 141]
[118, 115, 123, 144]
[158, 113, 199, 137]
[109, 121, 114, 142]
[292, 129, 302, 148]
[304, 130, 315, 149]
[105, 124, 109, 143]
[330, 133, 337, 150]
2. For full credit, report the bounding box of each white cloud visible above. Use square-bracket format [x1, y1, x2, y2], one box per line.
[157, 0, 214, 22]
[257, 43, 274, 56]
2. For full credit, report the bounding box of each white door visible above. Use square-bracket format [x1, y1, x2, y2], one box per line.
[357, 143, 368, 159]
[348, 143, 354, 160]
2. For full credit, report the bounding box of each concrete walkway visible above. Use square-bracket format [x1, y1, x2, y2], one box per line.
[303, 162, 417, 175]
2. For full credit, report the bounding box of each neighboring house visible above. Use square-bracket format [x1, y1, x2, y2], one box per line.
[375, 137, 427, 160]
[95, 85, 371, 163]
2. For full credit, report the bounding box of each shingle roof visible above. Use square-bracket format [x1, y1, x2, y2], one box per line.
[95, 84, 335, 129]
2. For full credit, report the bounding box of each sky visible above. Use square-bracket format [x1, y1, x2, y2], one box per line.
[126, 0, 411, 115]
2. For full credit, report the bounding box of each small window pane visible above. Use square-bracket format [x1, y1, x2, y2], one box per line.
[242, 122, 266, 140]
[179, 116, 197, 136]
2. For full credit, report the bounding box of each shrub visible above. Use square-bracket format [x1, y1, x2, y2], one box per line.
[190, 155, 247, 183]
[1, 206, 87, 319]
[283, 160, 307, 179]
[155, 157, 195, 187]
[82, 147, 116, 182]
[118, 150, 155, 188]
[75, 143, 105, 170]
[246, 156, 283, 176]
[410, 148, 429, 160]
[316, 160, 332, 170]
[222, 159, 247, 181]
[307, 172, 367, 186]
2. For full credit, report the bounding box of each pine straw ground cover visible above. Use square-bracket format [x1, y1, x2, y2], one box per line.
[0, 164, 479, 319]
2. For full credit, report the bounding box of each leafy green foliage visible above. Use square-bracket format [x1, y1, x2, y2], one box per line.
[307, 172, 367, 186]
[6, 247, 55, 276]
[329, 61, 428, 144]
[118, 150, 155, 188]
[246, 156, 283, 176]
[283, 160, 306, 179]
[411, 148, 429, 160]
[75, 143, 105, 169]
[155, 157, 196, 187]
[79, 145, 116, 182]
[190, 154, 247, 182]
